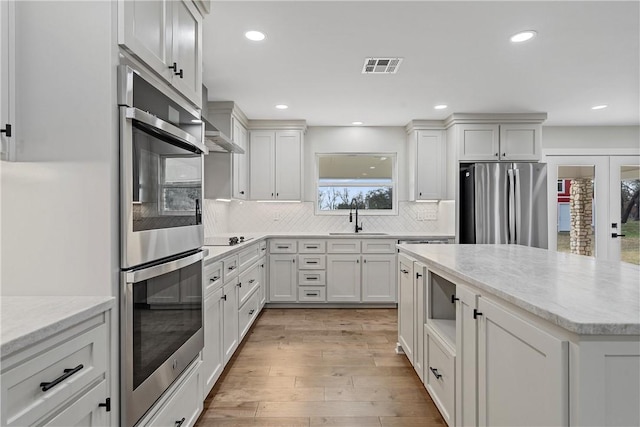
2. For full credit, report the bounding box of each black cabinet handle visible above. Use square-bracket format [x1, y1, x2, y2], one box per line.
[419, 192, 422, 196]
[261, 247, 266, 251]
[306, 261, 318, 264]
[237, 282, 242, 288]
[429, 367, 442, 379]
[221, 294, 227, 301]
[292, 259, 295, 263]
[416, 272, 422, 279]
[271, 193, 274, 197]
[307, 277, 318, 280]
[276, 193, 279, 197]
[611, 233, 626, 238]
[451, 295, 459, 304]
[228, 265, 236, 271]
[249, 279, 255, 284]
[175, 418, 186, 427]
[307, 246, 318, 249]
[277, 246, 289, 249]
[176, 68, 183, 78]
[1, 124, 11, 137]
[400, 269, 409, 274]
[169, 62, 178, 72]
[473, 308, 483, 319]
[240, 191, 245, 195]
[249, 309, 255, 315]
[261, 264, 264, 268]
[98, 398, 111, 412]
[502, 153, 506, 157]
[494, 152, 499, 157]
[356, 259, 359, 263]
[210, 276, 220, 282]
[40, 364, 84, 392]
[307, 292, 319, 297]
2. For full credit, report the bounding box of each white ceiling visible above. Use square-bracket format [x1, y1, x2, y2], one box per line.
[202, 1, 640, 127]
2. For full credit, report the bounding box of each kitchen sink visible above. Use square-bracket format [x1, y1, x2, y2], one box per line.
[329, 232, 388, 235]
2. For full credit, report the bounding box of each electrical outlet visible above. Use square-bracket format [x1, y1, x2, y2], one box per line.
[425, 209, 437, 221]
[273, 211, 281, 221]
[416, 211, 424, 221]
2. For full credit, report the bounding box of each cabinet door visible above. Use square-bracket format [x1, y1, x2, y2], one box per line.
[0, 0, 15, 161]
[118, 0, 172, 81]
[413, 262, 426, 380]
[222, 280, 238, 364]
[202, 287, 224, 398]
[43, 380, 109, 426]
[361, 254, 396, 302]
[416, 130, 445, 200]
[499, 123, 541, 161]
[258, 258, 267, 307]
[249, 130, 275, 199]
[268, 254, 297, 302]
[275, 130, 302, 200]
[477, 297, 569, 426]
[455, 284, 478, 427]
[170, 0, 202, 107]
[397, 255, 414, 363]
[233, 120, 249, 199]
[458, 124, 500, 161]
[327, 255, 361, 302]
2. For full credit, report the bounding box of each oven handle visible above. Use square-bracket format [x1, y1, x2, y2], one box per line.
[125, 251, 204, 283]
[125, 107, 208, 155]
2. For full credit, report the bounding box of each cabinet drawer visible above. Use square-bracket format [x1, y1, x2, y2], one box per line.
[362, 239, 397, 254]
[44, 379, 108, 426]
[327, 239, 361, 254]
[298, 240, 326, 253]
[297, 254, 326, 270]
[259, 240, 267, 256]
[204, 261, 223, 296]
[269, 240, 297, 254]
[238, 262, 261, 307]
[298, 287, 326, 302]
[222, 254, 239, 282]
[425, 325, 455, 426]
[298, 271, 326, 286]
[238, 244, 260, 270]
[146, 362, 202, 427]
[238, 288, 260, 339]
[2, 321, 107, 427]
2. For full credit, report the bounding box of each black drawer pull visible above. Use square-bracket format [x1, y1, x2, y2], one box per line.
[221, 294, 227, 301]
[416, 272, 422, 279]
[249, 309, 255, 315]
[451, 295, 459, 304]
[249, 279, 255, 284]
[40, 364, 84, 392]
[175, 417, 186, 427]
[306, 261, 319, 264]
[1, 124, 11, 137]
[306, 292, 319, 297]
[277, 245, 289, 249]
[237, 282, 242, 288]
[228, 265, 236, 271]
[473, 309, 483, 319]
[307, 277, 318, 280]
[429, 367, 442, 379]
[98, 398, 111, 412]
[400, 269, 409, 274]
[306, 246, 318, 249]
[210, 276, 220, 282]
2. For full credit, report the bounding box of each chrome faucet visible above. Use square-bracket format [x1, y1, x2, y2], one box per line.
[349, 198, 363, 233]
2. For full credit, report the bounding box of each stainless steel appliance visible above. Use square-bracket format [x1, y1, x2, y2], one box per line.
[121, 251, 203, 427]
[118, 66, 207, 427]
[119, 65, 208, 268]
[459, 163, 548, 248]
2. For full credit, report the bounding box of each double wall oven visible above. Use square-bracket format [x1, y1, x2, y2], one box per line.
[119, 66, 207, 427]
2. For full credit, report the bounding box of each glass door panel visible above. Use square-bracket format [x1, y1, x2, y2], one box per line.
[610, 156, 640, 265]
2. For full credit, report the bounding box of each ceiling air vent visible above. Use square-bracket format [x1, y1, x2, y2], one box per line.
[362, 57, 403, 74]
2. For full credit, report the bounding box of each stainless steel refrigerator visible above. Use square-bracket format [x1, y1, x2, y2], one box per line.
[459, 163, 548, 249]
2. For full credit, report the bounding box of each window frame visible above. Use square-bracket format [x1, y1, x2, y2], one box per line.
[314, 152, 398, 216]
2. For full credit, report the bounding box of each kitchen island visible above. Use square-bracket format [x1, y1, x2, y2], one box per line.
[396, 244, 640, 427]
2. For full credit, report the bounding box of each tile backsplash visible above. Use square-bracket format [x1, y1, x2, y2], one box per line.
[204, 199, 455, 236]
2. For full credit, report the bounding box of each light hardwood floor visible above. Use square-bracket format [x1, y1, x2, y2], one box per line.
[195, 308, 446, 427]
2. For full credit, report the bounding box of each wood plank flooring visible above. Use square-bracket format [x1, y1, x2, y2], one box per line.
[196, 308, 446, 427]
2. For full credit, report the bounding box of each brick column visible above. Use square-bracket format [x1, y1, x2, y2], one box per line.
[569, 178, 593, 256]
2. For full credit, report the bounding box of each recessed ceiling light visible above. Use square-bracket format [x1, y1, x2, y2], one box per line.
[352, 121, 363, 125]
[369, 166, 376, 169]
[245, 30, 265, 41]
[191, 119, 202, 123]
[380, 157, 387, 161]
[510, 30, 537, 43]
[434, 104, 448, 110]
[591, 104, 608, 110]
[275, 104, 288, 110]
[362, 173, 368, 176]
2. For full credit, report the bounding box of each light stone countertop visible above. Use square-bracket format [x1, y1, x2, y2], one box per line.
[397, 244, 640, 335]
[1, 296, 115, 358]
[203, 232, 454, 264]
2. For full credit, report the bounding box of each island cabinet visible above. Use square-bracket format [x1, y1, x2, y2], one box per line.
[397, 253, 415, 364]
[249, 129, 303, 201]
[118, 0, 203, 107]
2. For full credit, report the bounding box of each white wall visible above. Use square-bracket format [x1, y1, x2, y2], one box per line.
[542, 126, 640, 150]
[1, 1, 118, 296]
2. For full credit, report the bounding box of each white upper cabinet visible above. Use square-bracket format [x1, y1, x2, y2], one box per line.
[232, 119, 248, 199]
[118, 0, 202, 107]
[457, 122, 542, 162]
[407, 126, 446, 200]
[0, 0, 15, 161]
[249, 129, 303, 201]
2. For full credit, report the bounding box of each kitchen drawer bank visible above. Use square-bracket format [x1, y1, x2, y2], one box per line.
[1, 296, 115, 426]
[396, 244, 640, 427]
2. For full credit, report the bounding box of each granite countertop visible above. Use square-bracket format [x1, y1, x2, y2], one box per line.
[1, 296, 115, 358]
[397, 244, 640, 335]
[203, 232, 454, 264]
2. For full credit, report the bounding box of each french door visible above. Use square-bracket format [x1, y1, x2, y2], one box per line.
[546, 154, 639, 264]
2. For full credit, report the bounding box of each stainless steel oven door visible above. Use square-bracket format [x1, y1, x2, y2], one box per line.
[121, 250, 204, 427]
[120, 106, 206, 268]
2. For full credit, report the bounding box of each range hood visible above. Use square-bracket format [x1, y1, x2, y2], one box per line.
[201, 85, 245, 154]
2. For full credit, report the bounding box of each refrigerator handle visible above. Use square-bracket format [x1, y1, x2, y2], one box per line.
[514, 168, 522, 245]
[508, 169, 516, 244]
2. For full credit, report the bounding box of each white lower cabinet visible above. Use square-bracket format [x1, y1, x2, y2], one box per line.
[424, 325, 455, 427]
[477, 297, 569, 426]
[269, 254, 297, 302]
[1, 313, 111, 427]
[222, 279, 239, 364]
[238, 288, 260, 339]
[258, 256, 267, 308]
[454, 284, 478, 427]
[361, 254, 396, 302]
[413, 262, 426, 381]
[326, 255, 361, 302]
[397, 253, 415, 364]
[202, 287, 224, 399]
[145, 361, 202, 427]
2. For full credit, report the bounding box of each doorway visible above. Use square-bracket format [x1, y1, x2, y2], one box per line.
[546, 154, 640, 264]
